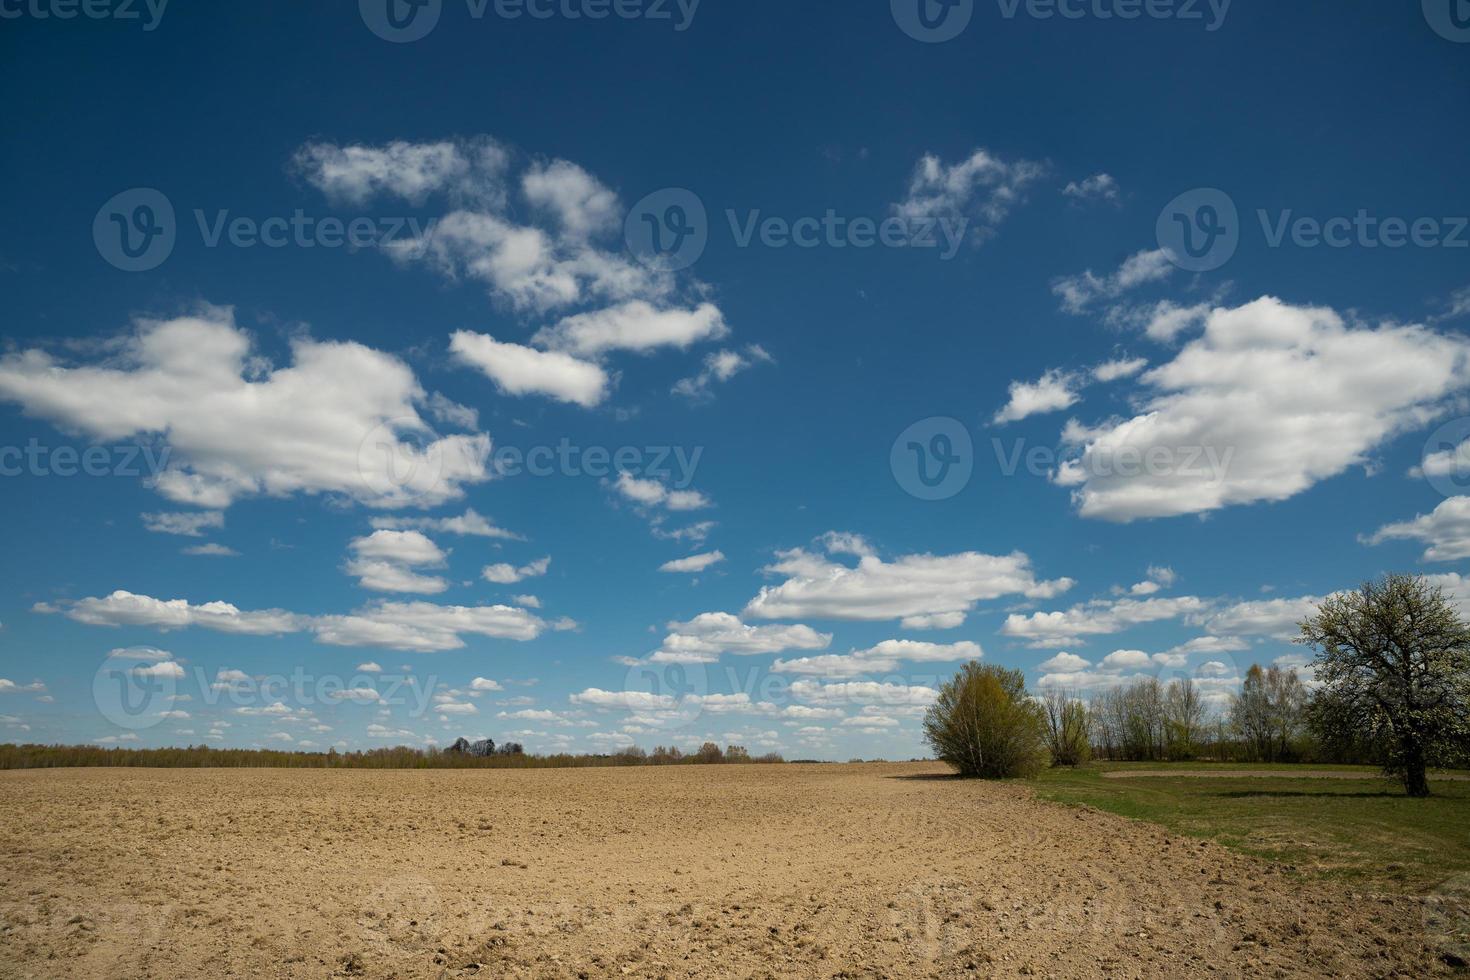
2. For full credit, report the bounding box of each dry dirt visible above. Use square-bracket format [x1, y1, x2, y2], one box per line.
[0, 763, 1456, 978]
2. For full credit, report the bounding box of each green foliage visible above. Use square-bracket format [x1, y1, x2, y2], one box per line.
[924, 662, 1048, 779]
[1300, 574, 1470, 797]
[0, 742, 780, 771]
[1041, 689, 1092, 767]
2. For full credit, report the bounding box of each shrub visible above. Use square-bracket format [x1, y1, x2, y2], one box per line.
[924, 662, 1048, 779]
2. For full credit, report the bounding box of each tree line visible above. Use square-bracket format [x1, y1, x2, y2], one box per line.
[928, 575, 1470, 796]
[0, 741, 783, 771]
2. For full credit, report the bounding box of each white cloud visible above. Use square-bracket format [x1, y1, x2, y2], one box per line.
[107, 646, 172, 661]
[470, 677, 502, 692]
[293, 137, 509, 206]
[346, 529, 449, 594]
[649, 612, 831, 664]
[356, 662, 383, 673]
[1196, 594, 1328, 640]
[142, 511, 224, 537]
[672, 345, 774, 400]
[1052, 249, 1174, 314]
[772, 639, 982, 677]
[449, 331, 609, 408]
[1056, 297, 1470, 521]
[613, 471, 711, 512]
[532, 301, 728, 358]
[483, 556, 550, 585]
[1092, 357, 1148, 383]
[994, 370, 1080, 424]
[789, 680, 938, 708]
[894, 148, 1044, 242]
[435, 701, 478, 715]
[1001, 595, 1205, 647]
[45, 591, 548, 652]
[659, 550, 725, 574]
[1038, 652, 1090, 672]
[570, 689, 677, 710]
[745, 535, 1072, 628]
[521, 159, 620, 240]
[1365, 496, 1470, 562]
[182, 543, 239, 557]
[369, 508, 521, 541]
[132, 661, 185, 679]
[1062, 173, 1119, 203]
[0, 309, 491, 509]
[1112, 299, 1214, 343]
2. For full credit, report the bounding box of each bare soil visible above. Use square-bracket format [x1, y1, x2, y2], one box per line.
[0, 763, 1455, 978]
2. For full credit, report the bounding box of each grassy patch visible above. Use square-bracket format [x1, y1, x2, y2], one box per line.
[1027, 763, 1470, 894]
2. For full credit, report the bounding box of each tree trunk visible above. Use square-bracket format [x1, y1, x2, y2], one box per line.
[1403, 742, 1431, 798]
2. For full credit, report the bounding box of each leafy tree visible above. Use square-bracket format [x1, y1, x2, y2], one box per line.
[1300, 575, 1470, 797]
[924, 662, 1048, 778]
[695, 742, 725, 764]
[1041, 688, 1091, 767]
[1163, 678, 1206, 760]
[1230, 665, 1305, 762]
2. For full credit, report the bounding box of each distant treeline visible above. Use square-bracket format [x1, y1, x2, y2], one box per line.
[0, 741, 785, 771]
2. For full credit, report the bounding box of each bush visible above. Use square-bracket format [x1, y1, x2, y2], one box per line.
[924, 662, 1048, 779]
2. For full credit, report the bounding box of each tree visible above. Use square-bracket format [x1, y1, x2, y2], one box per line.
[1163, 678, 1206, 760]
[1300, 575, 1470, 797]
[1041, 688, 1091, 767]
[1230, 666, 1305, 762]
[694, 742, 724, 764]
[923, 662, 1048, 778]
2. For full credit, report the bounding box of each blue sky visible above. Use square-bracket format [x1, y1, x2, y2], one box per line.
[1, 0, 1468, 758]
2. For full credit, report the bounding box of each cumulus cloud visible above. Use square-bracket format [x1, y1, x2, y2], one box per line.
[369, 508, 521, 540]
[649, 612, 831, 664]
[1001, 595, 1205, 647]
[449, 331, 609, 408]
[345, 530, 449, 594]
[1055, 297, 1470, 521]
[1195, 594, 1330, 640]
[142, 511, 224, 537]
[744, 535, 1072, 629]
[672, 345, 774, 401]
[659, 551, 725, 574]
[482, 556, 550, 585]
[613, 471, 710, 512]
[293, 137, 509, 207]
[1365, 496, 1470, 562]
[531, 301, 728, 358]
[570, 689, 677, 711]
[1062, 173, 1119, 203]
[894, 148, 1045, 243]
[42, 590, 548, 652]
[1052, 249, 1174, 314]
[0, 309, 491, 510]
[993, 370, 1080, 424]
[772, 639, 982, 678]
